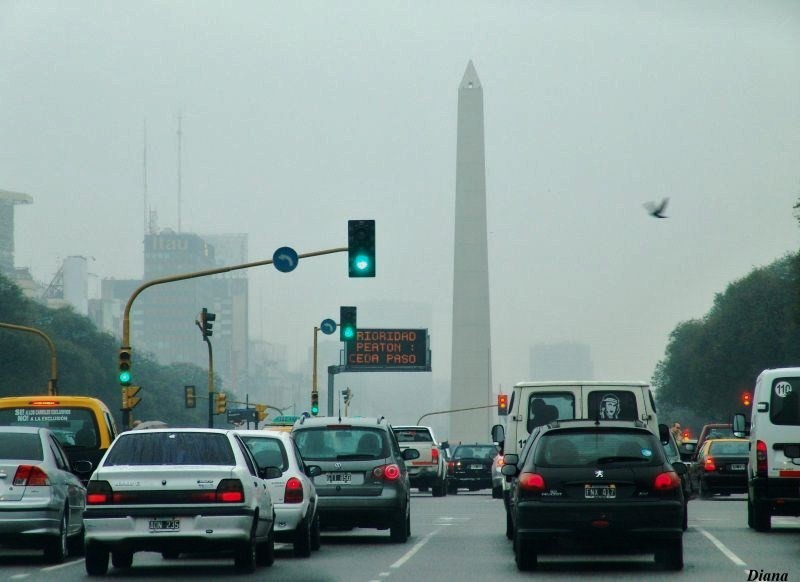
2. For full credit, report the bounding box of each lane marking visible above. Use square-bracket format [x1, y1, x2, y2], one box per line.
[379, 573, 391, 577]
[10, 575, 30, 580]
[390, 529, 440, 569]
[696, 527, 747, 567]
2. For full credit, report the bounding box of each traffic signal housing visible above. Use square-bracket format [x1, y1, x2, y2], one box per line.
[342, 388, 353, 405]
[497, 394, 509, 416]
[215, 391, 227, 414]
[340, 306, 357, 342]
[200, 307, 216, 338]
[255, 404, 267, 422]
[348, 219, 375, 277]
[184, 385, 196, 408]
[118, 347, 132, 385]
[311, 391, 320, 416]
[122, 386, 141, 410]
[742, 392, 752, 407]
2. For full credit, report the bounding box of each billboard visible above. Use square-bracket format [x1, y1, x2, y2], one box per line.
[344, 328, 431, 371]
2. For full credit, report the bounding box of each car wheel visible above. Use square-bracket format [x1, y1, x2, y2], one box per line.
[161, 550, 180, 559]
[747, 498, 754, 529]
[655, 539, 683, 570]
[682, 500, 688, 531]
[505, 509, 514, 540]
[752, 501, 771, 532]
[111, 550, 133, 569]
[389, 505, 409, 543]
[514, 532, 538, 571]
[85, 544, 109, 576]
[406, 512, 411, 537]
[235, 530, 257, 573]
[432, 479, 446, 497]
[310, 512, 321, 551]
[44, 511, 68, 564]
[448, 484, 458, 495]
[67, 526, 85, 556]
[492, 485, 503, 499]
[256, 525, 275, 567]
[294, 515, 312, 558]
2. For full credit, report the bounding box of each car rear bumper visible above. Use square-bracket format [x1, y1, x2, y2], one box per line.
[749, 476, 800, 516]
[317, 490, 403, 528]
[449, 474, 492, 489]
[0, 506, 63, 540]
[274, 503, 305, 534]
[701, 473, 747, 493]
[408, 466, 440, 486]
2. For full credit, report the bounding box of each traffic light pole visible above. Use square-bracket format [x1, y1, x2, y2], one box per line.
[205, 336, 214, 428]
[0, 322, 59, 396]
[416, 404, 499, 426]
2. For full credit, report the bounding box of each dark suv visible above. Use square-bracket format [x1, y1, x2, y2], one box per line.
[503, 420, 686, 571]
[292, 416, 419, 543]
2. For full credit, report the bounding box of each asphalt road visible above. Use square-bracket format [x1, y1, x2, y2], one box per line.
[2, 492, 798, 581]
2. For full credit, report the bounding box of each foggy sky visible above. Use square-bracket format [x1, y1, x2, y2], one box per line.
[2, 1, 799, 395]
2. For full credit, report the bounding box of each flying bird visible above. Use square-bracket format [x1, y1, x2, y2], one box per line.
[644, 197, 669, 218]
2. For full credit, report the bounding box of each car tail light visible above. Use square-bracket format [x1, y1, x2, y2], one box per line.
[87, 480, 113, 504]
[373, 463, 401, 481]
[447, 460, 455, 474]
[756, 440, 767, 477]
[518, 472, 545, 492]
[216, 479, 245, 503]
[284, 477, 303, 504]
[13, 465, 50, 486]
[704, 457, 716, 472]
[653, 471, 681, 491]
[431, 447, 439, 464]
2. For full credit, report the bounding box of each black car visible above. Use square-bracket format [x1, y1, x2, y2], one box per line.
[503, 420, 686, 571]
[689, 438, 749, 498]
[447, 443, 498, 494]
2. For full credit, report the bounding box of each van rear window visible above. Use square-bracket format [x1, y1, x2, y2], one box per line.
[770, 378, 800, 426]
[0, 407, 99, 450]
[587, 391, 639, 422]
[527, 393, 575, 432]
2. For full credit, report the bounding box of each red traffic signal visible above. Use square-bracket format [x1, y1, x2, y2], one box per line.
[742, 392, 752, 407]
[497, 394, 509, 416]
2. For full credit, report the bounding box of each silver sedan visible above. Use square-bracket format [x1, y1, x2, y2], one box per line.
[0, 426, 87, 562]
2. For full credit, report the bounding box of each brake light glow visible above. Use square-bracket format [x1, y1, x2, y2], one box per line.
[29, 400, 59, 407]
[518, 472, 545, 492]
[756, 440, 767, 477]
[86, 480, 113, 504]
[13, 465, 50, 486]
[704, 457, 716, 472]
[285, 477, 303, 504]
[373, 463, 401, 481]
[216, 479, 245, 503]
[431, 447, 439, 464]
[653, 471, 681, 490]
[447, 460, 455, 474]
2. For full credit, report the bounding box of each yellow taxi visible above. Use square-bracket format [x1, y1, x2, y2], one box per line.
[0, 395, 118, 481]
[264, 415, 301, 433]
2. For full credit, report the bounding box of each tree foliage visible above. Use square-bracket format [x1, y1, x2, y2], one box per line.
[653, 253, 800, 421]
[0, 273, 217, 428]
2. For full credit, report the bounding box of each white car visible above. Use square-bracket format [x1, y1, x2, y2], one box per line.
[236, 429, 321, 556]
[83, 428, 278, 576]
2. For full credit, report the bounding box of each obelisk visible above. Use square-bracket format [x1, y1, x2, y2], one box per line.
[450, 61, 492, 444]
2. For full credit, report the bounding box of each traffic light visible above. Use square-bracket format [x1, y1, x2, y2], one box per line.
[122, 386, 141, 410]
[118, 347, 132, 385]
[497, 394, 509, 416]
[255, 404, 267, 422]
[311, 391, 320, 416]
[348, 219, 375, 277]
[184, 385, 196, 408]
[340, 306, 357, 342]
[200, 307, 216, 337]
[342, 388, 352, 405]
[742, 392, 752, 407]
[215, 391, 227, 414]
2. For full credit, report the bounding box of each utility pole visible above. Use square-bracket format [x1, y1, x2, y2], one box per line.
[0, 322, 58, 395]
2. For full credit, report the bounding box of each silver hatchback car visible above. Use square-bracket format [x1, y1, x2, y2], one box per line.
[0, 426, 87, 562]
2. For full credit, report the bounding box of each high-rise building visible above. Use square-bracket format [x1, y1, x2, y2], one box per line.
[450, 61, 493, 444]
[0, 188, 32, 277]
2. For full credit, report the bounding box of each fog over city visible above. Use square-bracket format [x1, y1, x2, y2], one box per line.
[2, 3, 799, 416]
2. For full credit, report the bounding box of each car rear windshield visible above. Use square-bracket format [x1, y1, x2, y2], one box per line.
[104, 432, 235, 466]
[0, 407, 99, 450]
[240, 435, 288, 471]
[0, 432, 43, 460]
[709, 441, 749, 456]
[453, 445, 498, 460]
[294, 427, 388, 461]
[770, 377, 800, 426]
[394, 428, 433, 443]
[533, 429, 664, 468]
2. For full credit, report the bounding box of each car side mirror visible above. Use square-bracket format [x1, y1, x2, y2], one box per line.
[732, 413, 749, 438]
[402, 448, 420, 461]
[658, 423, 670, 445]
[305, 465, 322, 478]
[71, 460, 93, 475]
[503, 453, 519, 466]
[258, 466, 282, 480]
[672, 462, 687, 476]
[440, 441, 449, 450]
[491, 424, 505, 446]
[501, 464, 518, 477]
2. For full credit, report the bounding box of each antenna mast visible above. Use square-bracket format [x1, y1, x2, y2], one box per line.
[177, 113, 183, 233]
[143, 120, 148, 237]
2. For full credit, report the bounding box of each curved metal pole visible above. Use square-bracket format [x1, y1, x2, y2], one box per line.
[417, 404, 498, 426]
[0, 322, 58, 395]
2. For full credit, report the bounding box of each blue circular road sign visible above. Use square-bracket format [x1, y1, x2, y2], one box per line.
[273, 247, 299, 273]
[320, 318, 337, 335]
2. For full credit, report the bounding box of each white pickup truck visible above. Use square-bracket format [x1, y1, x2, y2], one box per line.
[392, 426, 448, 497]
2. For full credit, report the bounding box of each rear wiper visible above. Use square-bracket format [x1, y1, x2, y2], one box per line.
[596, 456, 649, 464]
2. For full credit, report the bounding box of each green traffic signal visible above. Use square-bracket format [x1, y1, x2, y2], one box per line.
[342, 325, 355, 340]
[353, 254, 371, 273]
[340, 306, 357, 342]
[311, 403, 319, 415]
[348, 220, 375, 277]
[119, 370, 132, 384]
[311, 391, 320, 416]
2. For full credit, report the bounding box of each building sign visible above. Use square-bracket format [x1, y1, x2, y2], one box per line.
[344, 329, 431, 371]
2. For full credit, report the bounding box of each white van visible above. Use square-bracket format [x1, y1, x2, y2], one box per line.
[732, 367, 800, 532]
[496, 381, 660, 458]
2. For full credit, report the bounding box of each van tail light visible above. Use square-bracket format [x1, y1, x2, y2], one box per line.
[653, 471, 681, 491]
[431, 447, 439, 464]
[518, 472, 545, 493]
[216, 479, 245, 503]
[704, 457, 716, 472]
[284, 477, 303, 504]
[13, 465, 50, 486]
[373, 463, 401, 481]
[756, 440, 768, 477]
[87, 480, 113, 504]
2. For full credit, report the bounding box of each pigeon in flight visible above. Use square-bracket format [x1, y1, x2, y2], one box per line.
[644, 197, 669, 218]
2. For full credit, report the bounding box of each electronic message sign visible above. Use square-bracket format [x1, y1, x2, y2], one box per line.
[344, 328, 431, 371]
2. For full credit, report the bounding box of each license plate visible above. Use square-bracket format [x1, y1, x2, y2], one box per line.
[730, 464, 746, 471]
[585, 484, 616, 499]
[149, 519, 180, 531]
[470, 464, 483, 470]
[326, 472, 352, 484]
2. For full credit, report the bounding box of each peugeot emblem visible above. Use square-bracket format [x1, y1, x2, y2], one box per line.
[334, 462, 342, 470]
[594, 470, 604, 478]
[162, 480, 167, 486]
